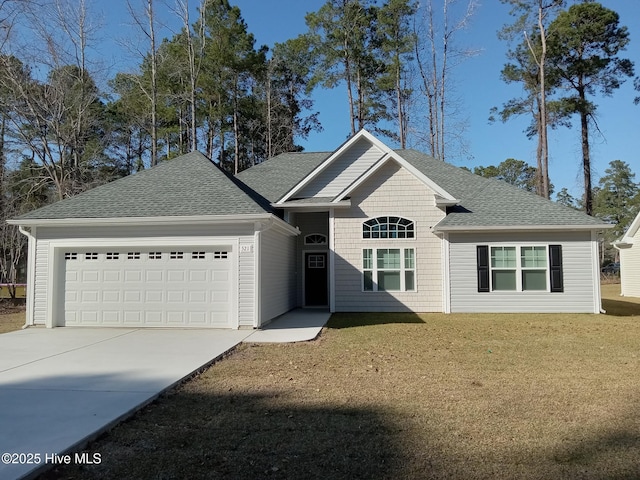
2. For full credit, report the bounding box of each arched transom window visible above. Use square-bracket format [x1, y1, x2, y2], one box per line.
[363, 216, 414, 239]
[304, 233, 327, 245]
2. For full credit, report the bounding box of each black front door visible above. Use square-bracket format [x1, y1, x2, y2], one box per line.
[304, 252, 328, 306]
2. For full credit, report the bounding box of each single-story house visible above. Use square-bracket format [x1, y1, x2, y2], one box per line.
[614, 210, 640, 297]
[9, 130, 610, 329]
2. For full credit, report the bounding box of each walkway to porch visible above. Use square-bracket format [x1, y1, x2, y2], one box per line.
[246, 308, 331, 343]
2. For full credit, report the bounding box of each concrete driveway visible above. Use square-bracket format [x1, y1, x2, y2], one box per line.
[0, 327, 252, 480]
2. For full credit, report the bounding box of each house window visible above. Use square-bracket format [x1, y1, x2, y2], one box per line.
[214, 251, 228, 259]
[308, 254, 325, 268]
[478, 245, 561, 292]
[106, 252, 120, 260]
[363, 248, 415, 292]
[64, 252, 78, 260]
[192, 252, 206, 259]
[149, 252, 162, 260]
[363, 217, 414, 239]
[304, 234, 327, 245]
[85, 252, 98, 260]
[170, 251, 184, 259]
[127, 252, 141, 260]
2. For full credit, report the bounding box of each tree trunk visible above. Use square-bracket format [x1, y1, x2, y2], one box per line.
[148, 0, 159, 166]
[579, 88, 592, 215]
[538, 3, 550, 199]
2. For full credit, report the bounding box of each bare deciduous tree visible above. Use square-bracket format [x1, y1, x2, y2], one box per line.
[412, 0, 478, 161]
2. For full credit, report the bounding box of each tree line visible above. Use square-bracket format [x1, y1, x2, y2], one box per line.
[1, 0, 639, 293]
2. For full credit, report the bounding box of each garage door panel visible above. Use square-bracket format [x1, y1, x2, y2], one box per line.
[189, 291, 207, 303]
[145, 290, 163, 302]
[124, 290, 142, 302]
[124, 311, 143, 324]
[144, 311, 163, 324]
[103, 311, 121, 324]
[167, 270, 185, 282]
[167, 290, 185, 303]
[81, 290, 100, 303]
[64, 247, 233, 328]
[146, 270, 164, 282]
[102, 290, 120, 302]
[125, 270, 142, 282]
[168, 311, 191, 325]
[81, 311, 99, 324]
[82, 270, 100, 282]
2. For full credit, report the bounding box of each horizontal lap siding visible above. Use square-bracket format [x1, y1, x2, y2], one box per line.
[297, 138, 383, 198]
[620, 242, 640, 297]
[260, 228, 296, 324]
[33, 239, 50, 325]
[334, 161, 445, 312]
[449, 231, 597, 313]
[37, 224, 255, 239]
[238, 237, 256, 327]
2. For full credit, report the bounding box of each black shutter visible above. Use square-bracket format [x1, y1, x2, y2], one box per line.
[549, 245, 563, 293]
[477, 245, 490, 292]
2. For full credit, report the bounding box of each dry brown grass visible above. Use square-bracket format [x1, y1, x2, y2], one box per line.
[36, 286, 640, 479]
[0, 305, 25, 334]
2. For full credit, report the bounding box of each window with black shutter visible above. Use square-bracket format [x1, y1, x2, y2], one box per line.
[477, 245, 490, 292]
[549, 245, 564, 293]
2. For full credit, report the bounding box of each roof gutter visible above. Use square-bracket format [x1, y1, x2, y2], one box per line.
[8, 213, 297, 233]
[433, 224, 613, 233]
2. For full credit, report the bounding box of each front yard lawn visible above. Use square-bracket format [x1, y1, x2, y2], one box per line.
[0, 303, 25, 334]
[33, 286, 640, 479]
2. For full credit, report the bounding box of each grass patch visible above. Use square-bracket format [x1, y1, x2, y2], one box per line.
[0, 304, 25, 334]
[35, 285, 640, 479]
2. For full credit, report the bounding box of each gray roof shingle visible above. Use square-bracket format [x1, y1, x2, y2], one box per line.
[14, 146, 606, 230]
[240, 148, 604, 229]
[16, 151, 269, 220]
[397, 149, 605, 229]
[235, 151, 331, 203]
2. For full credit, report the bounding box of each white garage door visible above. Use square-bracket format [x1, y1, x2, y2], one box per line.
[63, 248, 233, 328]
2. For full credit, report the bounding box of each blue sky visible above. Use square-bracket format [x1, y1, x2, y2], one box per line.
[103, 0, 640, 199]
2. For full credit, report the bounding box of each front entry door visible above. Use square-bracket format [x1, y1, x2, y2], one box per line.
[304, 252, 328, 306]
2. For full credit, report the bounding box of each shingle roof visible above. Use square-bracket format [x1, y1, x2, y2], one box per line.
[238, 148, 604, 229]
[397, 149, 605, 229]
[14, 146, 606, 230]
[235, 151, 331, 203]
[16, 151, 269, 220]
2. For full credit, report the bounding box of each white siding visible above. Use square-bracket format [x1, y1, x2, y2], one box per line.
[620, 236, 640, 297]
[259, 227, 297, 324]
[449, 231, 598, 313]
[333, 161, 445, 312]
[238, 237, 256, 327]
[33, 239, 50, 325]
[296, 138, 383, 198]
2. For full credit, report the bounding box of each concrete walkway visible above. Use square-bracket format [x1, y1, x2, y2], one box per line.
[0, 309, 329, 480]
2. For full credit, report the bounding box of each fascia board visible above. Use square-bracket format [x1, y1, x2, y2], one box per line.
[8, 213, 278, 228]
[270, 200, 351, 210]
[276, 129, 389, 204]
[620, 211, 640, 243]
[432, 224, 614, 233]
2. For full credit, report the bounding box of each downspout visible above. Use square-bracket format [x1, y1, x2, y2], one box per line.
[18, 226, 35, 328]
[593, 230, 606, 314]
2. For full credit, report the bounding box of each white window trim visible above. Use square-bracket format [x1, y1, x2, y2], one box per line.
[304, 233, 328, 245]
[489, 244, 550, 293]
[362, 216, 416, 240]
[362, 247, 416, 292]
